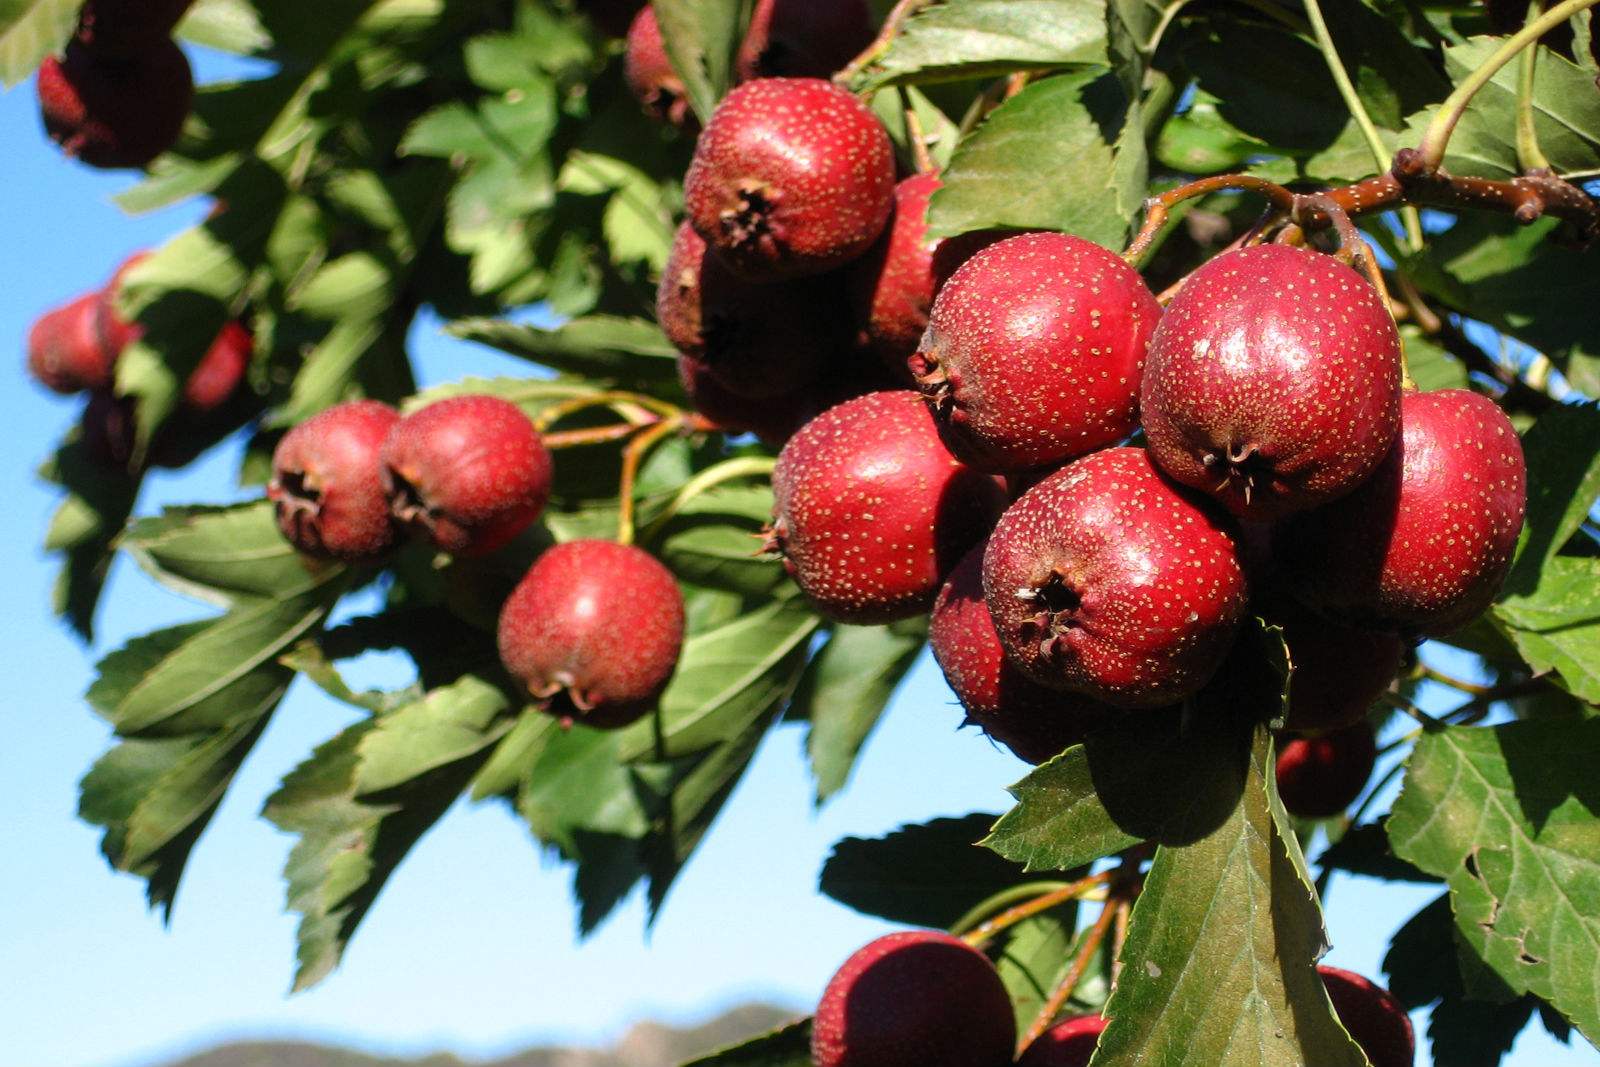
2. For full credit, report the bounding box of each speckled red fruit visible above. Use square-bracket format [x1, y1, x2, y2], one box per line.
[1270, 601, 1404, 734]
[984, 447, 1248, 707]
[812, 931, 1015, 1067]
[38, 37, 192, 169]
[849, 173, 943, 373]
[684, 78, 894, 282]
[931, 544, 1110, 764]
[1286, 389, 1526, 636]
[676, 356, 811, 446]
[911, 232, 1161, 473]
[182, 320, 252, 412]
[497, 540, 685, 728]
[1141, 244, 1402, 520]
[382, 395, 552, 558]
[268, 400, 400, 561]
[735, 0, 875, 81]
[769, 391, 1006, 624]
[624, 8, 693, 128]
[1275, 724, 1376, 818]
[1015, 1014, 1107, 1067]
[28, 293, 115, 394]
[657, 222, 838, 399]
[75, 0, 195, 56]
[1319, 966, 1415, 1067]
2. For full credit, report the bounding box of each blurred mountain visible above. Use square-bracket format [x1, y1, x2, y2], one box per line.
[145, 1004, 797, 1067]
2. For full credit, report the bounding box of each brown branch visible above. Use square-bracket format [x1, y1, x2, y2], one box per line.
[960, 871, 1111, 948]
[1017, 900, 1118, 1055]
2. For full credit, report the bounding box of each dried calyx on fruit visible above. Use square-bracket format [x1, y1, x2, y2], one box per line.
[812, 931, 1016, 1067]
[984, 447, 1249, 707]
[911, 232, 1162, 473]
[684, 78, 895, 282]
[268, 400, 402, 562]
[497, 540, 685, 728]
[1141, 244, 1403, 520]
[381, 395, 552, 557]
[623, 7, 693, 128]
[768, 390, 1006, 624]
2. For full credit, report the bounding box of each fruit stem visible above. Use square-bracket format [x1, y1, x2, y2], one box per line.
[1514, 17, 1551, 173]
[1016, 897, 1119, 1055]
[637, 455, 779, 544]
[1419, 665, 1494, 696]
[957, 872, 1111, 946]
[1123, 175, 1298, 265]
[834, 0, 935, 88]
[543, 421, 657, 450]
[1301, 0, 1425, 252]
[532, 390, 680, 433]
[616, 415, 688, 546]
[903, 97, 936, 174]
[1380, 691, 1446, 731]
[1416, 0, 1600, 171]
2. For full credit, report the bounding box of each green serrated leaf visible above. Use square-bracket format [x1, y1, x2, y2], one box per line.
[1496, 557, 1600, 704]
[1505, 402, 1600, 586]
[123, 502, 321, 607]
[0, 0, 77, 87]
[679, 1018, 812, 1067]
[651, 0, 747, 124]
[446, 314, 679, 385]
[352, 675, 511, 797]
[1316, 820, 1442, 884]
[1387, 719, 1600, 1041]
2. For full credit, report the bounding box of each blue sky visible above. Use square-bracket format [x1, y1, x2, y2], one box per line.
[1, 41, 1593, 1067]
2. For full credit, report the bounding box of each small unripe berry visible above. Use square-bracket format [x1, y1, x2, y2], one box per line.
[1275, 724, 1377, 818]
[269, 400, 401, 561]
[1318, 966, 1415, 1067]
[38, 37, 193, 169]
[497, 540, 685, 728]
[1016, 1014, 1107, 1067]
[812, 930, 1016, 1067]
[28, 292, 115, 394]
[381, 395, 553, 558]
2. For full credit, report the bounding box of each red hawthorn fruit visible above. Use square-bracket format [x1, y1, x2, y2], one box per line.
[849, 172, 943, 373]
[497, 540, 685, 728]
[676, 355, 812, 446]
[1269, 600, 1405, 734]
[656, 221, 840, 400]
[683, 78, 895, 282]
[268, 400, 401, 561]
[1140, 244, 1403, 520]
[735, 0, 876, 81]
[931, 543, 1111, 764]
[911, 232, 1162, 473]
[768, 391, 1007, 624]
[811, 930, 1016, 1067]
[983, 447, 1248, 708]
[38, 37, 193, 169]
[382, 395, 553, 558]
[75, 0, 196, 56]
[1319, 966, 1416, 1067]
[624, 7, 693, 128]
[1285, 388, 1526, 637]
[28, 292, 115, 394]
[97, 251, 151, 356]
[182, 320, 253, 412]
[1274, 724, 1377, 818]
[1015, 1014, 1108, 1067]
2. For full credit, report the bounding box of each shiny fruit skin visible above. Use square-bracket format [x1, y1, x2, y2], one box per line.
[811, 930, 1016, 1067]
[1274, 724, 1377, 818]
[1141, 244, 1403, 520]
[496, 540, 685, 728]
[656, 222, 838, 400]
[1271, 601, 1404, 734]
[268, 400, 401, 561]
[849, 172, 943, 373]
[624, 8, 693, 128]
[1285, 388, 1526, 637]
[28, 292, 115, 394]
[770, 391, 1006, 624]
[735, 0, 875, 81]
[912, 232, 1162, 473]
[382, 395, 552, 558]
[38, 37, 193, 169]
[931, 544, 1110, 764]
[683, 78, 895, 282]
[983, 447, 1248, 707]
[182, 320, 252, 412]
[1318, 966, 1416, 1067]
[1016, 1014, 1108, 1067]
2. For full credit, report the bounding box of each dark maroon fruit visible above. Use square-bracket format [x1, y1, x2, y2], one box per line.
[80, 390, 138, 468]
[28, 292, 115, 394]
[1270, 600, 1404, 734]
[268, 400, 401, 561]
[812, 930, 1016, 1067]
[1275, 724, 1377, 818]
[683, 78, 895, 282]
[912, 232, 1162, 473]
[75, 0, 196, 56]
[983, 447, 1248, 708]
[735, 0, 875, 81]
[849, 172, 942, 373]
[497, 540, 685, 728]
[624, 7, 693, 128]
[1285, 388, 1526, 637]
[676, 355, 812, 446]
[1319, 966, 1416, 1067]
[38, 37, 193, 169]
[1016, 1014, 1107, 1067]
[769, 391, 1006, 624]
[656, 221, 839, 400]
[931, 543, 1111, 764]
[1141, 244, 1403, 520]
[382, 395, 552, 558]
